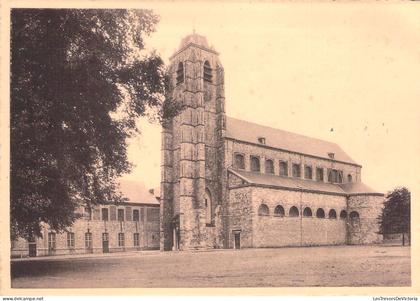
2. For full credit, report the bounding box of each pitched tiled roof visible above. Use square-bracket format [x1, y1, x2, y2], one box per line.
[118, 180, 160, 205]
[228, 169, 383, 196]
[338, 182, 382, 196]
[225, 116, 358, 165]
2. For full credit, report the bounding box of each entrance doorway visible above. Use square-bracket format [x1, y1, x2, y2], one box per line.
[102, 233, 109, 253]
[234, 232, 241, 250]
[28, 242, 37, 257]
[173, 227, 180, 251]
[171, 214, 180, 251]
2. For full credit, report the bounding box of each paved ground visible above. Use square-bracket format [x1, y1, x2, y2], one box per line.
[11, 245, 410, 288]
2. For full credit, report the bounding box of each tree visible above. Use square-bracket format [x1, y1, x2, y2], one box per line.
[378, 187, 411, 245]
[11, 9, 178, 239]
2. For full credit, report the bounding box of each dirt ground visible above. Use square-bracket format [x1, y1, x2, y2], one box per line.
[11, 245, 411, 288]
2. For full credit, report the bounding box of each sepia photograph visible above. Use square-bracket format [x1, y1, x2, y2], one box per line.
[2, 0, 419, 295]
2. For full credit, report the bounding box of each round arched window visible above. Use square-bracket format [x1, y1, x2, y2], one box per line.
[328, 209, 337, 219]
[176, 62, 184, 85]
[274, 205, 285, 217]
[289, 206, 299, 217]
[303, 207, 312, 217]
[316, 208, 325, 218]
[258, 204, 269, 216]
[203, 61, 212, 83]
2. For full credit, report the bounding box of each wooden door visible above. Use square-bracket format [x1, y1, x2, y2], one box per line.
[102, 233, 109, 253]
[234, 233, 241, 250]
[28, 243, 37, 257]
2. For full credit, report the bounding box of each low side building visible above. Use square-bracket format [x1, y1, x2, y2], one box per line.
[11, 181, 160, 258]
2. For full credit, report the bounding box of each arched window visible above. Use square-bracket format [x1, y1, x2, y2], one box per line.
[304, 166, 312, 179]
[316, 208, 325, 218]
[328, 169, 343, 183]
[176, 62, 184, 85]
[303, 207, 312, 217]
[340, 210, 347, 219]
[347, 174, 353, 182]
[234, 153, 245, 169]
[338, 171, 343, 183]
[265, 159, 274, 174]
[350, 211, 360, 220]
[258, 204, 269, 216]
[279, 161, 288, 176]
[251, 156, 260, 172]
[205, 189, 212, 225]
[292, 163, 301, 178]
[274, 205, 285, 217]
[289, 206, 299, 217]
[328, 209, 337, 219]
[316, 167, 324, 181]
[350, 211, 360, 226]
[203, 60, 212, 83]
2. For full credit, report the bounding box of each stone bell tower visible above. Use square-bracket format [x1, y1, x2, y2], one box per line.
[160, 33, 226, 251]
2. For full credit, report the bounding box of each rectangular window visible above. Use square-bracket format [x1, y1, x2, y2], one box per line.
[102, 208, 109, 221]
[133, 233, 140, 247]
[146, 208, 160, 222]
[110, 205, 117, 221]
[125, 207, 132, 221]
[48, 232, 56, 251]
[279, 161, 288, 177]
[67, 232, 75, 248]
[118, 209, 124, 221]
[292, 163, 301, 178]
[102, 232, 109, 242]
[93, 207, 100, 220]
[304, 165, 312, 179]
[84, 207, 92, 220]
[140, 208, 145, 222]
[85, 232, 92, 249]
[316, 167, 324, 181]
[133, 209, 140, 222]
[118, 233, 125, 247]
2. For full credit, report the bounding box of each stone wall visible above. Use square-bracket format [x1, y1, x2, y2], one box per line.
[251, 187, 347, 247]
[252, 216, 347, 247]
[227, 169, 351, 248]
[228, 186, 253, 248]
[348, 194, 384, 244]
[160, 37, 226, 251]
[225, 183, 384, 248]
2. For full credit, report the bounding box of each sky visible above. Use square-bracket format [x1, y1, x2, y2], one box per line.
[120, 2, 420, 195]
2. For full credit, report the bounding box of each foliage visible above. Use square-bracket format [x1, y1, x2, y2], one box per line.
[378, 187, 410, 236]
[10, 9, 178, 239]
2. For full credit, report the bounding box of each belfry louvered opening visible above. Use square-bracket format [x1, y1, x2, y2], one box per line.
[176, 62, 184, 85]
[203, 60, 212, 83]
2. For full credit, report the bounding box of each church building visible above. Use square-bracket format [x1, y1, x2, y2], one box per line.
[160, 34, 384, 251]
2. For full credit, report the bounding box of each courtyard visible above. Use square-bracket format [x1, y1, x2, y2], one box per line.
[11, 245, 410, 288]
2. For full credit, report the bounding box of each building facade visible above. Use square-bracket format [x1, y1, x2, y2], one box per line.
[160, 33, 385, 251]
[11, 181, 160, 258]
